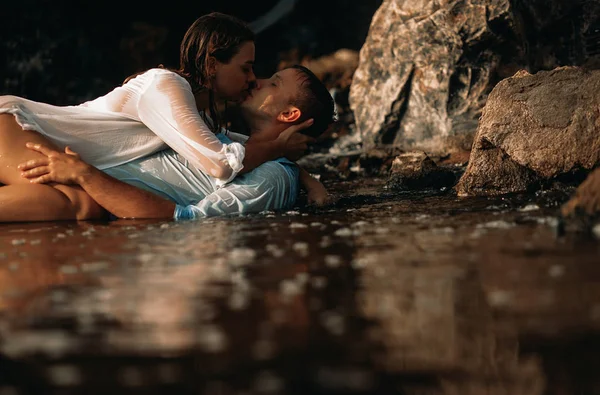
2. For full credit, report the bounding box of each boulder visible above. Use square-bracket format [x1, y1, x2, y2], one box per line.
[456, 66, 600, 196]
[347, 0, 600, 156]
[386, 151, 456, 190]
[349, 0, 514, 154]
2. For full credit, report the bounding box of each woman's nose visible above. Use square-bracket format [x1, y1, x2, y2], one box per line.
[247, 70, 257, 86]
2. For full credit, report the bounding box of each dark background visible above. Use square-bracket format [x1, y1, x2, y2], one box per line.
[1, 0, 382, 105]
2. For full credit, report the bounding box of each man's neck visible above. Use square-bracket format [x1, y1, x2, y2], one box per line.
[245, 117, 286, 142]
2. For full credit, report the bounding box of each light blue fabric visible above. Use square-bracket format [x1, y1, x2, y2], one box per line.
[103, 133, 299, 220]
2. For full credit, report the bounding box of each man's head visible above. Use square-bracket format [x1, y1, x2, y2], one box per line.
[240, 65, 336, 139]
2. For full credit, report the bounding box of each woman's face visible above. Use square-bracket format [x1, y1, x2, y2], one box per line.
[213, 41, 256, 103]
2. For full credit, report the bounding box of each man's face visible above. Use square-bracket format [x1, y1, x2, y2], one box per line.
[240, 68, 301, 120]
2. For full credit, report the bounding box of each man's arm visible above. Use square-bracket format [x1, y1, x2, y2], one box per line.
[224, 127, 330, 206]
[298, 167, 332, 206]
[19, 144, 176, 219]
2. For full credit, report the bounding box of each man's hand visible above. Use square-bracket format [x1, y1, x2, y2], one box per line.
[298, 167, 334, 207]
[18, 143, 94, 185]
[307, 181, 333, 207]
[276, 119, 316, 161]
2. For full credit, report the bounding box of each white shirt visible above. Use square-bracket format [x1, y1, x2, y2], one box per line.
[0, 68, 245, 185]
[102, 133, 299, 220]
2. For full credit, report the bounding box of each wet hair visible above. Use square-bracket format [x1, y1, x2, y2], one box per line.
[178, 12, 255, 134]
[124, 12, 255, 134]
[288, 65, 337, 138]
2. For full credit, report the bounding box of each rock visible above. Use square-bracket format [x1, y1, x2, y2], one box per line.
[297, 147, 405, 179]
[349, 0, 514, 154]
[347, 0, 600, 156]
[357, 147, 405, 176]
[456, 66, 600, 196]
[296, 151, 362, 180]
[561, 167, 600, 223]
[386, 151, 456, 190]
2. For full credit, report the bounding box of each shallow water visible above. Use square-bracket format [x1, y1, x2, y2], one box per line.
[1, 177, 599, 395]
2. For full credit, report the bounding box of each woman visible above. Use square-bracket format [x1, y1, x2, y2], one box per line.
[0, 12, 313, 188]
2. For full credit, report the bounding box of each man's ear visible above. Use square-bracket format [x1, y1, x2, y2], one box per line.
[277, 106, 301, 123]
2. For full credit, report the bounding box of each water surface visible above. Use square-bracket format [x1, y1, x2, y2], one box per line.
[1, 177, 599, 394]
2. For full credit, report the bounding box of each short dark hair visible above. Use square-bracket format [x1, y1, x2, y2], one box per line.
[288, 65, 336, 138]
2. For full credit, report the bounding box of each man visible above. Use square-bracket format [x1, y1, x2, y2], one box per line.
[12, 65, 335, 221]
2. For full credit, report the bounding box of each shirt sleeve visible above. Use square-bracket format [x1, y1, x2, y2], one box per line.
[173, 161, 299, 220]
[136, 71, 244, 186]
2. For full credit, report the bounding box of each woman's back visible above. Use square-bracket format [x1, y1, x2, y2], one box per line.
[81, 68, 191, 121]
[0, 77, 167, 170]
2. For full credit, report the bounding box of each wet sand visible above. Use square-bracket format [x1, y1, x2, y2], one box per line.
[1, 177, 599, 394]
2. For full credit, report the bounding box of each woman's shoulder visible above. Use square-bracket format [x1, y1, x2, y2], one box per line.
[145, 67, 178, 76]
[146, 68, 192, 89]
[147, 68, 185, 79]
[126, 68, 189, 86]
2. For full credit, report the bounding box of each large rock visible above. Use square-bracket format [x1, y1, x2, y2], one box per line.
[456, 66, 600, 196]
[386, 151, 456, 191]
[349, 0, 514, 154]
[347, 0, 600, 156]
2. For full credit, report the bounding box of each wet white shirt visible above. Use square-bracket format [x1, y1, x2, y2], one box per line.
[103, 133, 299, 219]
[0, 68, 244, 185]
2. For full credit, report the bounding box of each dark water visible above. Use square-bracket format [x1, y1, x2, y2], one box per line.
[1, 177, 599, 395]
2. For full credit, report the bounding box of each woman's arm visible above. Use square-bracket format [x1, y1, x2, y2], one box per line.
[19, 144, 176, 219]
[240, 120, 314, 175]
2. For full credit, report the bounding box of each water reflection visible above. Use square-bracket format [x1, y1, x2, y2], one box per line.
[0, 178, 599, 394]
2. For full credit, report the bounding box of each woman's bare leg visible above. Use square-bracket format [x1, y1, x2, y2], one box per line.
[0, 114, 64, 185]
[0, 184, 107, 222]
[0, 114, 107, 221]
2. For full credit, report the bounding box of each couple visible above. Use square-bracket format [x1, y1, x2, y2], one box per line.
[0, 13, 335, 222]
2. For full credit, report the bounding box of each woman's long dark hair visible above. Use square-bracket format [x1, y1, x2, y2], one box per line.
[125, 12, 255, 134]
